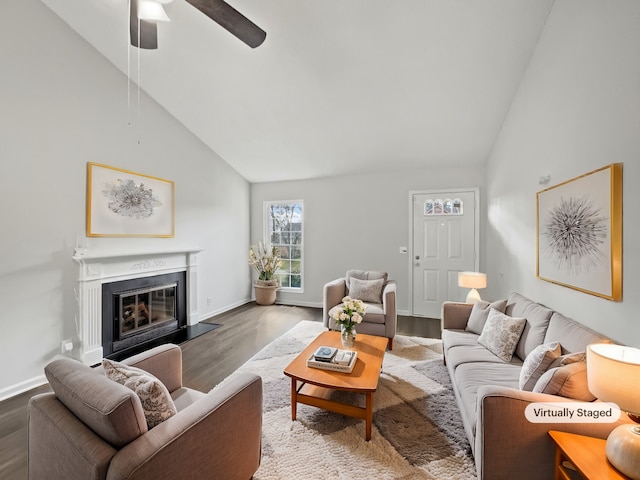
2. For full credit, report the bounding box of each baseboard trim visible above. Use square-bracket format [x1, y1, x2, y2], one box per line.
[0, 374, 48, 402]
[200, 298, 252, 321]
[275, 299, 322, 309]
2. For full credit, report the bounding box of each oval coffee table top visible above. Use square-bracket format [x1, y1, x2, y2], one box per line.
[283, 330, 388, 392]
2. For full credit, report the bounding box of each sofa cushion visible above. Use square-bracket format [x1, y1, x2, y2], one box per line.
[519, 342, 561, 391]
[466, 299, 507, 335]
[532, 361, 596, 401]
[506, 293, 554, 361]
[454, 362, 522, 438]
[103, 359, 178, 429]
[442, 329, 480, 354]
[171, 387, 207, 411]
[45, 358, 148, 448]
[348, 277, 385, 304]
[446, 342, 524, 370]
[478, 309, 527, 362]
[544, 312, 610, 354]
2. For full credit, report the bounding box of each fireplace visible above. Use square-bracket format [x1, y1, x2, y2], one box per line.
[73, 249, 202, 365]
[102, 271, 187, 358]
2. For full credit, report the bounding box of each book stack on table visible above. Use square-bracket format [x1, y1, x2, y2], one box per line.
[307, 346, 358, 373]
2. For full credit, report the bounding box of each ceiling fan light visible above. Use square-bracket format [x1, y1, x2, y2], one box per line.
[138, 1, 170, 22]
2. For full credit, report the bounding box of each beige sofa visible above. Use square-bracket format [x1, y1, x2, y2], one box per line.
[28, 344, 262, 480]
[442, 292, 631, 480]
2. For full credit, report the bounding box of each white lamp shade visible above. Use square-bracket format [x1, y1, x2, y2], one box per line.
[138, 1, 170, 21]
[458, 272, 487, 289]
[587, 343, 640, 416]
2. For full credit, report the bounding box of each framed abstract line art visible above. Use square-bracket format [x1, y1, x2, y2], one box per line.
[536, 163, 622, 301]
[86, 163, 175, 237]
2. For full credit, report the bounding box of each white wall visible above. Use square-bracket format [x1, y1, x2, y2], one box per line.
[0, 0, 251, 397]
[485, 0, 640, 346]
[251, 167, 485, 313]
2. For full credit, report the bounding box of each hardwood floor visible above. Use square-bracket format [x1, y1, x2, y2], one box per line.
[0, 304, 440, 480]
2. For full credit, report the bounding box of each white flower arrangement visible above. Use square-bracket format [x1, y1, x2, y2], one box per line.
[249, 241, 281, 281]
[331, 296, 367, 329]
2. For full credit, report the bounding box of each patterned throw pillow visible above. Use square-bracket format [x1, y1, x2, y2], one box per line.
[349, 277, 385, 304]
[466, 299, 508, 334]
[532, 361, 596, 401]
[477, 309, 527, 362]
[102, 359, 177, 429]
[519, 342, 561, 390]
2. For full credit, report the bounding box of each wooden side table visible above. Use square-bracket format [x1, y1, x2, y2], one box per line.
[548, 430, 631, 480]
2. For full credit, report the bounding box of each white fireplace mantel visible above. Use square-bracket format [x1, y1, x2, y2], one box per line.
[73, 248, 202, 365]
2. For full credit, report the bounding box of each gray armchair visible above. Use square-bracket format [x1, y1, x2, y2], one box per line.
[323, 270, 397, 349]
[28, 344, 262, 480]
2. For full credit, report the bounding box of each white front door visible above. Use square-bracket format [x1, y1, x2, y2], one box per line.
[411, 190, 479, 318]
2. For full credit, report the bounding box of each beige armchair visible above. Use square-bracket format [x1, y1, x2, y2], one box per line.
[323, 270, 397, 349]
[28, 344, 262, 480]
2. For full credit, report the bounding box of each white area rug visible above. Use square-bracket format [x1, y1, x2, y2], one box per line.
[221, 320, 476, 480]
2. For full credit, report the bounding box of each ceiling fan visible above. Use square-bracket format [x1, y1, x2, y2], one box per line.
[130, 0, 267, 50]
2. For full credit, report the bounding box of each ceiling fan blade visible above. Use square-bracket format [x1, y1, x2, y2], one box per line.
[185, 0, 266, 48]
[130, 0, 158, 49]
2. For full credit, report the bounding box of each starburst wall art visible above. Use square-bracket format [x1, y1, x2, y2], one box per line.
[86, 163, 174, 237]
[536, 163, 622, 301]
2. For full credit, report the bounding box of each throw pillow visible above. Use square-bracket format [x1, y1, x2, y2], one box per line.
[548, 351, 586, 369]
[348, 277, 385, 304]
[519, 341, 561, 391]
[466, 299, 508, 335]
[477, 309, 527, 362]
[532, 361, 596, 401]
[102, 359, 177, 429]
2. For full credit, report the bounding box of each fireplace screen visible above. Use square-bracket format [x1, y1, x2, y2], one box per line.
[119, 283, 177, 338]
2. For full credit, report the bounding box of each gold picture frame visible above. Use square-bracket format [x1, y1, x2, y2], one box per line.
[536, 163, 622, 301]
[86, 162, 175, 237]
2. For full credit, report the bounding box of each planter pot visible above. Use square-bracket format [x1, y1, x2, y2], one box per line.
[254, 280, 278, 305]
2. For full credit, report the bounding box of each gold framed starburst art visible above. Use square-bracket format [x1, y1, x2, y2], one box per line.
[86, 162, 175, 238]
[536, 163, 622, 301]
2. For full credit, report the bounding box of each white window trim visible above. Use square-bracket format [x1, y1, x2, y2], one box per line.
[263, 199, 304, 293]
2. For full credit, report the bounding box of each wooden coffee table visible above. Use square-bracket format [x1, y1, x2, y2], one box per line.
[283, 330, 388, 441]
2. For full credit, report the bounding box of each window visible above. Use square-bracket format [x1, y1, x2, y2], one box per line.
[265, 200, 303, 290]
[424, 198, 463, 216]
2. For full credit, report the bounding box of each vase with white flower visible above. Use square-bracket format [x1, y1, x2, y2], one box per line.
[249, 241, 281, 305]
[331, 296, 367, 348]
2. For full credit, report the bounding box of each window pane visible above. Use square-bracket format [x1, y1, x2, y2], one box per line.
[444, 199, 452, 215]
[453, 198, 463, 214]
[277, 273, 290, 288]
[291, 260, 301, 274]
[425, 199, 434, 215]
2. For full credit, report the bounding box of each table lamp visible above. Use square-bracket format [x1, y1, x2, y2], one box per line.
[458, 272, 486, 304]
[587, 343, 640, 480]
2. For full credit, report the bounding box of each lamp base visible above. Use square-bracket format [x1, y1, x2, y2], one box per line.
[606, 424, 640, 480]
[465, 288, 481, 304]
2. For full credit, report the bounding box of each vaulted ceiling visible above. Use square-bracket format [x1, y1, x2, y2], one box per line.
[41, 0, 555, 183]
